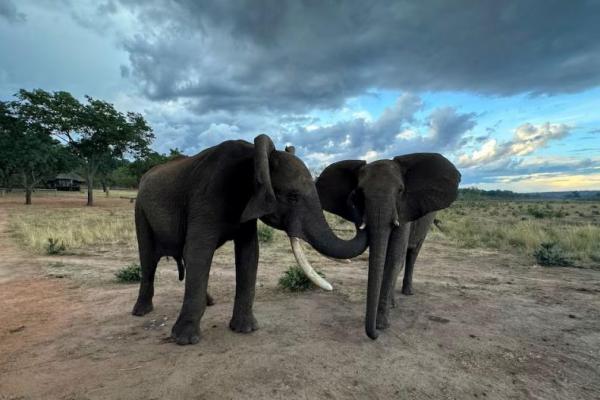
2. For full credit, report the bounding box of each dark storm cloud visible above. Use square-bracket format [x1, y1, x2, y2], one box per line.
[0, 0, 26, 23]
[110, 0, 600, 113]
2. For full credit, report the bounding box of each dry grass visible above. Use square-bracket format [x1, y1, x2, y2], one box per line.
[435, 200, 600, 268]
[9, 207, 136, 254]
[6, 195, 600, 268]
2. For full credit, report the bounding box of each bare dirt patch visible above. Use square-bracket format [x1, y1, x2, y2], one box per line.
[1, 200, 599, 399]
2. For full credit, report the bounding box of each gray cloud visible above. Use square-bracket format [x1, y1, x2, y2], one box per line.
[0, 0, 26, 23]
[280, 94, 477, 165]
[103, 0, 600, 114]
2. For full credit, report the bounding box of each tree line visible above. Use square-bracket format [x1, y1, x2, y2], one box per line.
[0, 89, 182, 206]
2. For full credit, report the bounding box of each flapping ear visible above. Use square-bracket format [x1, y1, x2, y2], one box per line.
[394, 153, 461, 221]
[241, 135, 277, 223]
[315, 160, 366, 222]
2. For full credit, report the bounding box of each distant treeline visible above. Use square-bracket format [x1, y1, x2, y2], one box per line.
[459, 187, 600, 201]
[0, 88, 181, 205]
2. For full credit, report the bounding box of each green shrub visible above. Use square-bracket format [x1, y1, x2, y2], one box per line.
[45, 238, 66, 255]
[257, 224, 274, 243]
[534, 242, 573, 267]
[278, 266, 325, 291]
[115, 263, 142, 283]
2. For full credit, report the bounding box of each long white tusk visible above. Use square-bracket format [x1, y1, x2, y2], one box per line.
[359, 222, 366, 230]
[290, 237, 333, 291]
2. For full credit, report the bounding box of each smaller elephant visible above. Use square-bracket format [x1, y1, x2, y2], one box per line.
[316, 154, 460, 339]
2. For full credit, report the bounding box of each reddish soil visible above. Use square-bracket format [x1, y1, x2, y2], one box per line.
[1, 198, 599, 399]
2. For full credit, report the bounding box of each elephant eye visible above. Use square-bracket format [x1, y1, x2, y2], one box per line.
[286, 191, 300, 204]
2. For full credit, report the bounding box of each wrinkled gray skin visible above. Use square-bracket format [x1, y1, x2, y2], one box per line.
[316, 154, 460, 340]
[133, 135, 367, 345]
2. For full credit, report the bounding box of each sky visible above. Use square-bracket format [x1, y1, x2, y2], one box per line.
[1, 0, 599, 192]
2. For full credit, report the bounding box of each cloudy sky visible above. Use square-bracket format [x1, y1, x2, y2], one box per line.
[1, 0, 600, 191]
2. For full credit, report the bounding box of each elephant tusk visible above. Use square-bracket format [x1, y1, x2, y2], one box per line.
[359, 222, 366, 230]
[290, 237, 333, 291]
[393, 219, 400, 227]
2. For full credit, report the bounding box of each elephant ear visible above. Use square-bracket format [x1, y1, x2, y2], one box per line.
[315, 160, 366, 221]
[394, 153, 461, 221]
[241, 134, 277, 223]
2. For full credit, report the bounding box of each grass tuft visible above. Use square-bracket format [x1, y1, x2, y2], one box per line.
[257, 223, 274, 243]
[534, 242, 573, 267]
[115, 263, 142, 283]
[278, 266, 325, 291]
[45, 238, 66, 255]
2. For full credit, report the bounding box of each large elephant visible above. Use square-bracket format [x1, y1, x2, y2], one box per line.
[132, 135, 367, 345]
[316, 154, 460, 340]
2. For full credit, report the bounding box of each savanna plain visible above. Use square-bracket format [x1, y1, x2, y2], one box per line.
[1, 191, 599, 399]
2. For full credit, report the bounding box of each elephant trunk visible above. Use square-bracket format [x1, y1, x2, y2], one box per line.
[301, 207, 368, 260]
[364, 205, 392, 340]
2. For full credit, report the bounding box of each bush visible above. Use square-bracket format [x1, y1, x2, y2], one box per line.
[278, 266, 325, 291]
[45, 238, 66, 255]
[115, 263, 142, 283]
[257, 224, 274, 243]
[534, 242, 573, 267]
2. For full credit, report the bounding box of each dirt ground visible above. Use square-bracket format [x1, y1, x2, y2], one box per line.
[1, 197, 599, 400]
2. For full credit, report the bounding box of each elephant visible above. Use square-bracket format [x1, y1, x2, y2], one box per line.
[132, 134, 367, 345]
[316, 154, 460, 340]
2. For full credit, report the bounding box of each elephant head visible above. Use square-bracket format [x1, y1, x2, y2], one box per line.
[316, 154, 460, 339]
[241, 135, 368, 290]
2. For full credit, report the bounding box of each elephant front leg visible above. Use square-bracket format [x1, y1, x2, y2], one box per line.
[229, 220, 259, 333]
[171, 240, 216, 345]
[377, 225, 409, 329]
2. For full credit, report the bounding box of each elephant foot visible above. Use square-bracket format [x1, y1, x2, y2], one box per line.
[206, 293, 215, 306]
[132, 300, 153, 316]
[171, 320, 200, 345]
[376, 312, 390, 330]
[401, 285, 414, 296]
[229, 312, 259, 333]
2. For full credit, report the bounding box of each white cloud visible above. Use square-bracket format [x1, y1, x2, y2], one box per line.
[458, 122, 572, 168]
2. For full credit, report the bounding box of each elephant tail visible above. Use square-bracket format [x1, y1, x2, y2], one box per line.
[433, 218, 445, 233]
[175, 256, 185, 281]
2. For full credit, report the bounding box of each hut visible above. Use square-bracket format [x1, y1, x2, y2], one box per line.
[47, 173, 86, 191]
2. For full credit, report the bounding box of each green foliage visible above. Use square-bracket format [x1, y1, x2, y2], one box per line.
[45, 238, 66, 255]
[15, 89, 155, 205]
[534, 242, 573, 267]
[0, 100, 77, 203]
[127, 149, 184, 185]
[526, 205, 566, 219]
[115, 263, 142, 283]
[257, 224, 274, 243]
[278, 266, 325, 291]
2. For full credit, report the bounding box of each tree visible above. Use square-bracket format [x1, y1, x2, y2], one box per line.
[127, 148, 185, 186]
[17, 89, 154, 206]
[0, 100, 75, 204]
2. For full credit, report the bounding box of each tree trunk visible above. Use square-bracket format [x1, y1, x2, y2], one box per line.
[23, 173, 32, 205]
[87, 176, 94, 206]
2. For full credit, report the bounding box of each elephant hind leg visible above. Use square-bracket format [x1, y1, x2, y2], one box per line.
[132, 208, 160, 316]
[175, 256, 214, 306]
[401, 241, 424, 296]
